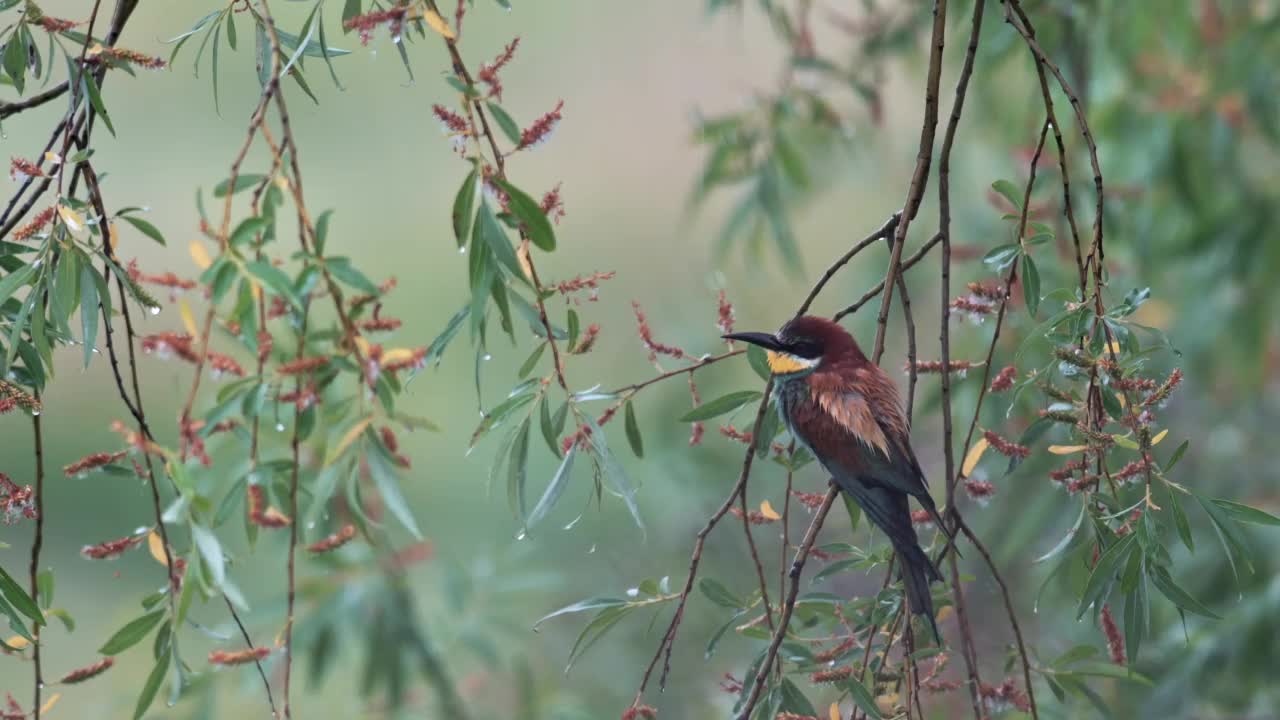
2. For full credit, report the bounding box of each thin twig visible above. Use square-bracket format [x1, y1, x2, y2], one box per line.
[28, 405, 44, 720]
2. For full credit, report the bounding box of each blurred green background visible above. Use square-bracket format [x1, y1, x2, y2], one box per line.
[3, 1, 1279, 718]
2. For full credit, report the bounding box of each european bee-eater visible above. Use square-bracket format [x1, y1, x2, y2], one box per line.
[725, 316, 952, 641]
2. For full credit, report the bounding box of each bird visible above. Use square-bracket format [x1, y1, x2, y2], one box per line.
[724, 315, 954, 642]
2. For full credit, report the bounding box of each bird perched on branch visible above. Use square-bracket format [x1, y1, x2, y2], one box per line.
[725, 315, 954, 641]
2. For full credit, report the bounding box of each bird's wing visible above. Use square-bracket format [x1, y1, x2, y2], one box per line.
[803, 366, 932, 500]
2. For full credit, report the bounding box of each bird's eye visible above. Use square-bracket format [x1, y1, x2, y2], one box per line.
[791, 339, 822, 359]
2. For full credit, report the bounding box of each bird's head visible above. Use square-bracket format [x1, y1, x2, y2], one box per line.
[723, 315, 866, 378]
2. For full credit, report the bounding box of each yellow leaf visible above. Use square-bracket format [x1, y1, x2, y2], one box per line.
[325, 416, 373, 467]
[829, 703, 841, 720]
[1116, 392, 1126, 408]
[44, 151, 62, 166]
[516, 239, 534, 281]
[189, 240, 212, 270]
[876, 692, 900, 713]
[40, 693, 60, 715]
[147, 530, 168, 566]
[1107, 341, 1122, 354]
[353, 336, 371, 358]
[935, 605, 954, 625]
[1151, 429, 1168, 446]
[759, 500, 781, 521]
[423, 9, 456, 39]
[108, 221, 119, 252]
[5, 635, 30, 650]
[179, 299, 199, 338]
[57, 205, 84, 233]
[274, 176, 289, 193]
[961, 437, 988, 477]
[382, 348, 415, 366]
[1048, 444, 1088, 455]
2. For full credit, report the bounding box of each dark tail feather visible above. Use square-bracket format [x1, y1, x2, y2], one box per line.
[833, 478, 943, 643]
[899, 543, 942, 644]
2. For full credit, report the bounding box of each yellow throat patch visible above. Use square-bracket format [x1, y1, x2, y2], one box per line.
[766, 350, 816, 375]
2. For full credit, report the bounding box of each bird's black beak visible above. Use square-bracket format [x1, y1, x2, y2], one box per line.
[722, 332, 785, 352]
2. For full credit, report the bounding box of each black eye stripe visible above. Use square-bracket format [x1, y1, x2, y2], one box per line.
[784, 338, 823, 359]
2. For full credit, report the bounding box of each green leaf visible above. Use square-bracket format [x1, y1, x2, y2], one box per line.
[982, 243, 1021, 270]
[79, 264, 99, 369]
[119, 215, 166, 246]
[452, 169, 479, 248]
[679, 390, 762, 422]
[4, 24, 29, 94]
[99, 609, 166, 655]
[1022, 253, 1040, 317]
[191, 525, 225, 588]
[493, 179, 556, 252]
[1164, 439, 1189, 472]
[506, 417, 532, 527]
[540, 398, 563, 457]
[367, 440, 423, 539]
[1148, 565, 1219, 619]
[0, 565, 43, 626]
[565, 605, 631, 671]
[486, 101, 521, 145]
[1057, 662, 1152, 686]
[746, 344, 771, 381]
[1212, 498, 1280, 527]
[698, 578, 743, 609]
[533, 596, 627, 629]
[1195, 492, 1253, 579]
[228, 216, 269, 247]
[0, 264, 35, 309]
[36, 569, 53, 610]
[991, 179, 1022, 210]
[585, 417, 644, 531]
[528, 442, 575, 528]
[777, 678, 816, 716]
[567, 309, 580, 349]
[1077, 534, 1136, 619]
[244, 260, 302, 310]
[624, 400, 644, 458]
[213, 174, 266, 198]
[325, 257, 380, 294]
[477, 201, 529, 285]
[772, 132, 809, 188]
[133, 647, 170, 720]
[471, 390, 537, 447]
[279, 4, 318, 79]
[846, 677, 883, 719]
[82, 68, 116, 137]
[316, 7, 344, 89]
[1166, 485, 1194, 553]
[517, 342, 546, 379]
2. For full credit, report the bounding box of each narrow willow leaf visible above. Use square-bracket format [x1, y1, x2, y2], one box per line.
[961, 437, 988, 477]
[1212, 498, 1280, 527]
[0, 565, 43, 625]
[325, 257, 380, 294]
[1167, 484, 1194, 552]
[1022, 253, 1040, 317]
[492, 179, 555, 252]
[517, 342, 546, 379]
[367, 441, 423, 539]
[213, 174, 266, 198]
[539, 396, 561, 457]
[845, 677, 883, 719]
[679, 390, 762, 422]
[528, 443, 575, 528]
[244, 259, 302, 309]
[991, 179, 1022, 210]
[746, 344, 771, 381]
[99, 609, 165, 654]
[1148, 565, 1219, 619]
[585, 417, 644, 531]
[191, 525, 225, 588]
[119, 215, 166, 246]
[506, 417, 532, 527]
[133, 647, 170, 720]
[533, 595, 627, 629]
[1077, 534, 1136, 619]
[452, 169, 479, 247]
[486, 101, 521, 145]
[624, 400, 644, 458]
[698, 578, 743, 609]
[78, 263, 98, 366]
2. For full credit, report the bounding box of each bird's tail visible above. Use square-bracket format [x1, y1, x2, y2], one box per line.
[837, 481, 943, 643]
[898, 542, 943, 644]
